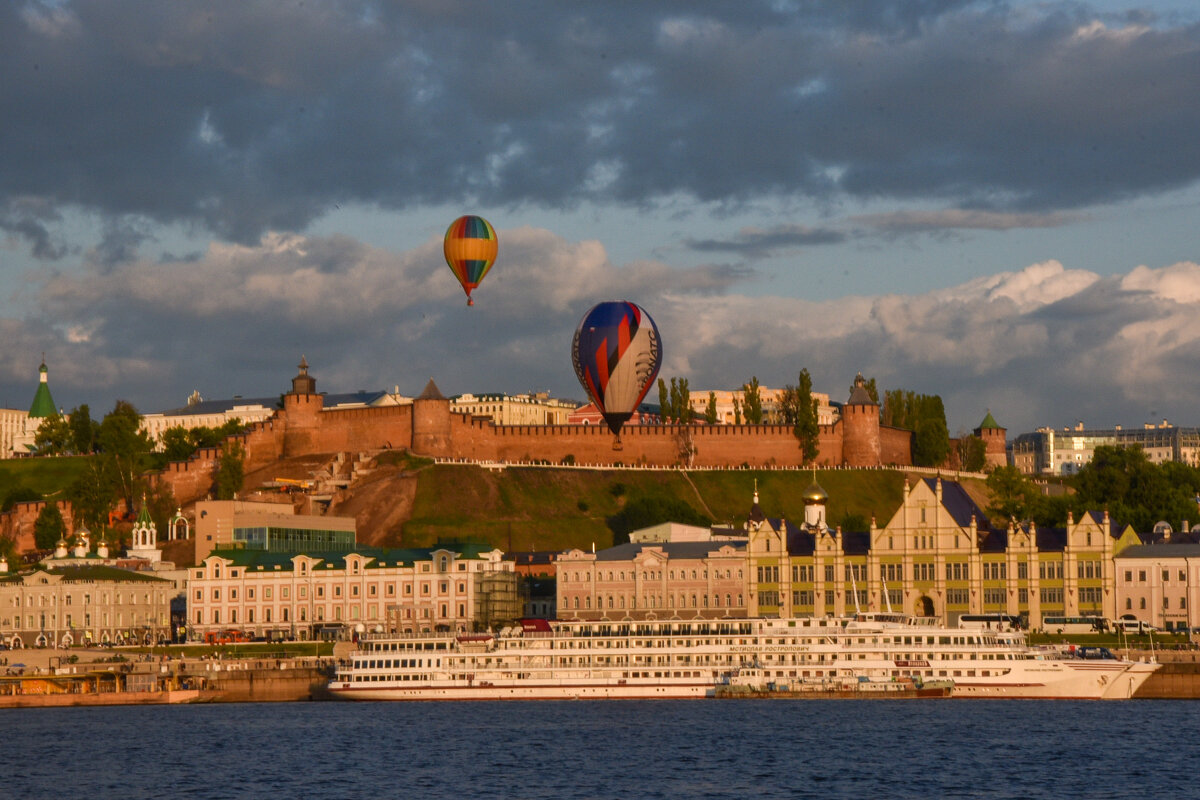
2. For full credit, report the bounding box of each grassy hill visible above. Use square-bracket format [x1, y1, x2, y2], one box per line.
[393, 465, 937, 552]
[1, 451, 991, 563]
[0, 455, 92, 503]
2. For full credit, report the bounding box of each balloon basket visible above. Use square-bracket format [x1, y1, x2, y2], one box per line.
[467, 297, 474, 306]
[612, 437, 623, 451]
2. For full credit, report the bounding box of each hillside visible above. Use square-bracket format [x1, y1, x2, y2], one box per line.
[0, 451, 992, 564]
[323, 459, 986, 554]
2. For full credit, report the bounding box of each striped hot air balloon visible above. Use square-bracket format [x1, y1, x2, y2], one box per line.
[572, 301, 662, 438]
[443, 215, 498, 306]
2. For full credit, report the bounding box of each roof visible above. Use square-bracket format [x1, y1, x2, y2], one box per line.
[594, 541, 745, 561]
[1118, 543, 1200, 559]
[922, 478, 987, 527]
[47, 565, 169, 583]
[154, 396, 277, 417]
[28, 363, 56, 418]
[978, 410, 1001, 430]
[841, 530, 871, 556]
[418, 379, 445, 400]
[207, 541, 500, 570]
[978, 528, 1008, 553]
[1034, 527, 1067, 552]
[844, 371, 873, 402]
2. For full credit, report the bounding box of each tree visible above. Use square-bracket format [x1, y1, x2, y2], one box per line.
[883, 390, 950, 466]
[957, 435, 988, 473]
[160, 426, 196, 462]
[793, 369, 820, 463]
[144, 481, 178, 537]
[96, 400, 154, 511]
[778, 384, 799, 425]
[913, 416, 951, 467]
[1070, 446, 1200, 533]
[68, 404, 97, 454]
[704, 392, 718, 424]
[742, 377, 764, 424]
[33, 413, 73, 455]
[838, 512, 870, 532]
[669, 378, 693, 424]
[2, 485, 42, 512]
[68, 459, 117, 531]
[657, 378, 671, 422]
[33, 503, 65, 550]
[986, 466, 1039, 525]
[606, 496, 711, 545]
[732, 398, 742, 425]
[215, 441, 245, 500]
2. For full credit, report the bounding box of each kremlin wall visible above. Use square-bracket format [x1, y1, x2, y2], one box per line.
[150, 361, 918, 508]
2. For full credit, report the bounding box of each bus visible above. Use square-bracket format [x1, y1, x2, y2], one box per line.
[957, 613, 1021, 631]
[1042, 616, 1105, 634]
[204, 629, 248, 645]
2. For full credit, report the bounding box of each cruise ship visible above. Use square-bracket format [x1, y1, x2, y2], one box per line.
[327, 614, 1159, 701]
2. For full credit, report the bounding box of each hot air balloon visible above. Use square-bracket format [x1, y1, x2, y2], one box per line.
[572, 301, 662, 442]
[443, 215, 498, 306]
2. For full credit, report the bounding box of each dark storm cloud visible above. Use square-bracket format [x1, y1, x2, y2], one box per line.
[0, 198, 68, 260]
[2, 1, 1198, 251]
[686, 224, 847, 257]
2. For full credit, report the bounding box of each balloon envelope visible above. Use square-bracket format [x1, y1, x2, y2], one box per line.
[444, 215, 498, 305]
[572, 301, 662, 436]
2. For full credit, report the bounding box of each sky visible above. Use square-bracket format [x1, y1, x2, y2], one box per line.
[3, 0, 1200, 436]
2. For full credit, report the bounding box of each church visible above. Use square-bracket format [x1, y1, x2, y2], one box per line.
[0, 359, 58, 457]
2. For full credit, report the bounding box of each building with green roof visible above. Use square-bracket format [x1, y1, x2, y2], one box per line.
[189, 542, 521, 641]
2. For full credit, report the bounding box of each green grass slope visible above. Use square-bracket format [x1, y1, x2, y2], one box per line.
[0, 456, 92, 502]
[398, 465, 911, 552]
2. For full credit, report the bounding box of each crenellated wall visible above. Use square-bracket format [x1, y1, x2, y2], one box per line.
[426, 412, 898, 468]
[0, 500, 75, 553]
[141, 372, 913, 510]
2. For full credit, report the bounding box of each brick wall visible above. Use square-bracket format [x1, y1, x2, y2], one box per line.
[0, 500, 75, 553]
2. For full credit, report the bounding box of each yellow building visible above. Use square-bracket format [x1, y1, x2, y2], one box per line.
[451, 392, 576, 426]
[688, 387, 836, 425]
[744, 476, 1135, 628]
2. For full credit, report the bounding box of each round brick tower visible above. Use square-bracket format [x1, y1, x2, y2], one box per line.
[281, 356, 324, 457]
[973, 410, 1008, 469]
[412, 378, 452, 456]
[841, 373, 881, 467]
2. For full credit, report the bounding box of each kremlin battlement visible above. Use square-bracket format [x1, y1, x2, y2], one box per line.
[150, 361, 915, 507]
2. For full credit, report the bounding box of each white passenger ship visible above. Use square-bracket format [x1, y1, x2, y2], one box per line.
[327, 614, 1159, 701]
